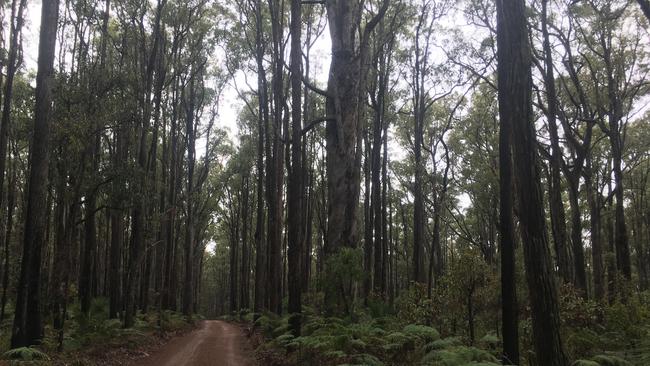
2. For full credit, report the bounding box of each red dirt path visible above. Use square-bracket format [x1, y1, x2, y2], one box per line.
[135, 320, 255, 366]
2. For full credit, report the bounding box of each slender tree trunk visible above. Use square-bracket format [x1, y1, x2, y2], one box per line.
[288, 0, 304, 335]
[124, 0, 165, 327]
[162, 74, 181, 311]
[80, 137, 99, 314]
[240, 175, 251, 311]
[228, 188, 239, 314]
[567, 175, 588, 295]
[183, 78, 197, 317]
[0, 0, 27, 292]
[0, 154, 16, 322]
[541, 0, 571, 284]
[585, 160, 605, 301]
[363, 135, 373, 301]
[253, 0, 268, 318]
[371, 61, 385, 296]
[602, 32, 631, 282]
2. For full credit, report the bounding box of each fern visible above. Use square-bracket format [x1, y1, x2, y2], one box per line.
[590, 355, 631, 366]
[402, 324, 440, 343]
[572, 361, 601, 366]
[420, 346, 498, 366]
[351, 353, 384, 366]
[2, 347, 50, 361]
[478, 333, 499, 348]
[424, 337, 463, 352]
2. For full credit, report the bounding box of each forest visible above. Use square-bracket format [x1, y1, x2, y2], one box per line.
[0, 0, 649, 365]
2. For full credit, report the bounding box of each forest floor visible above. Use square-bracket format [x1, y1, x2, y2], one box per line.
[134, 320, 256, 366]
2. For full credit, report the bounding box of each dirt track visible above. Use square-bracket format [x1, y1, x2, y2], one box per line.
[136, 320, 255, 366]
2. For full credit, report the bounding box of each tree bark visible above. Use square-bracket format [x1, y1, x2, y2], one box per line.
[267, 0, 285, 315]
[240, 175, 251, 310]
[541, 0, 571, 285]
[253, 0, 268, 317]
[323, 0, 388, 315]
[496, 0, 568, 364]
[11, 0, 60, 347]
[584, 158, 605, 300]
[288, 0, 304, 335]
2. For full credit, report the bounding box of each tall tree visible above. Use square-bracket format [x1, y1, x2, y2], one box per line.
[496, 0, 568, 364]
[288, 0, 304, 335]
[11, 0, 60, 347]
[322, 0, 388, 315]
[540, 0, 573, 286]
[252, 0, 269, 317]
[267, 0, 286, 315]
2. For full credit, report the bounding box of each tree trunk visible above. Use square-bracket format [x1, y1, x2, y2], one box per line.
[184, 78, 197, 317]
[585, 161, 605, 301]
[267, 0, 285, 315]
[240, 175, 251, 311]
[541, 0, 571, 284]
[0, 153, 16, 322]
[497, 27, 520, 363]
[288, 0, 304, 336]
[323, 0, 387, 314]
[124, 0, 165, 328]
[602, 30, 631, 282]
[11, 0, 60, 347]
[567, 175, 588, 295]
[363, 135, 373, 301]
[253, 0, 268, 318]
[496, 0, 568, 364]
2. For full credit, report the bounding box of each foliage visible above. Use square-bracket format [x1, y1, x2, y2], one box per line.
[2, 347, 50, 361]
[256, 306, 499, 366]
[321, 247, 365, 314]
[420, 345, 499, 366]
[395, 283, 433, 325]
[557, 285, 650, 364]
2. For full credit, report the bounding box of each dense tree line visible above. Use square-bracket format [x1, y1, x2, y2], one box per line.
[0, 0, 648, 364]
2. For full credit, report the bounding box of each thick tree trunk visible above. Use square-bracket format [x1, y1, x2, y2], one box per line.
[323, 0, 387, 314]
[497, 37, 519, 365]
[11, 0, 59, 347]
[496, 0, 568, 364]
[267, 0, 285, 315]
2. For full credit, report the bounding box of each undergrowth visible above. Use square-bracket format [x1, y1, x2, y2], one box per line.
[0, 297, 198, 365]
[253, 305, 500, 366]
[252, 286, 650, 366]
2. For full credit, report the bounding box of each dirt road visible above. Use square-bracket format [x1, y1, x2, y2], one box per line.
[136, 320, 255, 366]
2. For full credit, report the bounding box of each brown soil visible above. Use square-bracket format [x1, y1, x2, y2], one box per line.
[133, 320, 256, 366]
